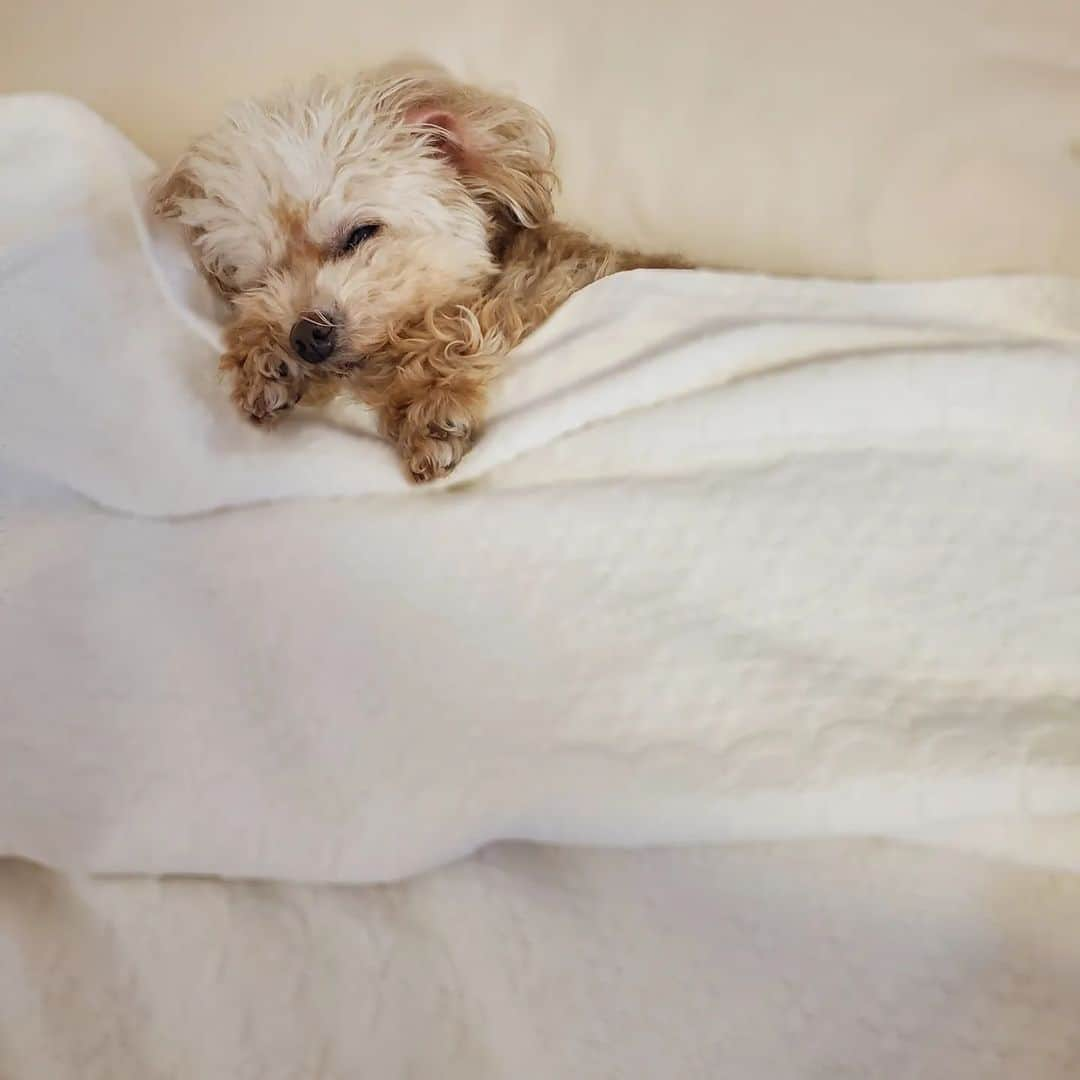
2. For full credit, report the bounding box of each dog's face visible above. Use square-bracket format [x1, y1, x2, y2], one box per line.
[153, 68, 555, 376]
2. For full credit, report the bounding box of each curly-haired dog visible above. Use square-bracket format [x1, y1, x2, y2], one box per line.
[153, 65, 682, 481]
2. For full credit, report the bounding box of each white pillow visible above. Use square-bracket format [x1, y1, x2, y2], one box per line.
[3, 0, 1077, 278]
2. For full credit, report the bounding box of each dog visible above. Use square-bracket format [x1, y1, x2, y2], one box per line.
[153, 64, 682, 481]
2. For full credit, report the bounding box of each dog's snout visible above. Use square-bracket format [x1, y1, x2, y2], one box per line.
[289, 313, 337, 364]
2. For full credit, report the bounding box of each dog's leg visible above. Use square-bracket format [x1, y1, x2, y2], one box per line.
[221, 322, 307, 425]
[376, 349, 496, 483]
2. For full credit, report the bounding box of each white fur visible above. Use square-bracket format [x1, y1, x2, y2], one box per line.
[161, 77, 496, 357]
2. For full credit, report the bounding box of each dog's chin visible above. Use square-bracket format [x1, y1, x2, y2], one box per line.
[306, 353, 366, 380]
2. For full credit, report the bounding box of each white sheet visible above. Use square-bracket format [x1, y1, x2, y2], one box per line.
[2, 96, 1080, 883]
[3, 841, 1080, 1079]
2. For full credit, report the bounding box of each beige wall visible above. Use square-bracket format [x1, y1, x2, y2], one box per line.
[3, 0, 1080, 277]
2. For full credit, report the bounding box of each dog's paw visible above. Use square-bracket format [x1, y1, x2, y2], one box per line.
[230, 349, 305, 425]
[402, 431, 472, 483]
[397, 404, 476, 483]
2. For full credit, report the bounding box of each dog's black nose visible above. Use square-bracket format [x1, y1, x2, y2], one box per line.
[289, 313, 337, 364]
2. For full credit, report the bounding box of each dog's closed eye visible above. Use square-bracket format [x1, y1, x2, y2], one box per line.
[339, 223, 380, 256]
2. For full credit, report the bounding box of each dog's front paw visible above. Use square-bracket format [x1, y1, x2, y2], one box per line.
[228, 348, 305, 425]
[402, 430, 472, 483]
[397, 402, 476, 483]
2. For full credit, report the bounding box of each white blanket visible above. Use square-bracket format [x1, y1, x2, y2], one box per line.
[2, 95, 1080, 883]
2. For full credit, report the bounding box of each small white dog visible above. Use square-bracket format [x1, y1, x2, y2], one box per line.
[154, 64, 680, 480]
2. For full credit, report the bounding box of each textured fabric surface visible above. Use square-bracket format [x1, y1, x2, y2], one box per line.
[2, 100, 1079, 883]
[4, 0, 1080, 279]
[2, 842, 1080, 1079]
[2, 76, 1080, 1080]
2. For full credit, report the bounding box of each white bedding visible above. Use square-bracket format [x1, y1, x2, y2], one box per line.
[3, 842, 1080, 1079]
[7, 0, 1080, 282]
[2, 95, 1080, 884]
[3, 88, 1080, 1080]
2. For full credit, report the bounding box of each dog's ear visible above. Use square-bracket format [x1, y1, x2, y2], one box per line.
[382, 70, 557, 230]
[149, 154, 202, 219]
[149, 155, 239, 298]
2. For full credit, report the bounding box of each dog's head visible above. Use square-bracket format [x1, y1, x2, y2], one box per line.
[153, 66, 556, 374]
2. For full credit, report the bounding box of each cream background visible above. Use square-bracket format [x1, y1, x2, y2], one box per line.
[3, 0, 1079, 278]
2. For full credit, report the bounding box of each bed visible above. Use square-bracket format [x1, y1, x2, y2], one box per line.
[2, 2, 1080, 1075]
